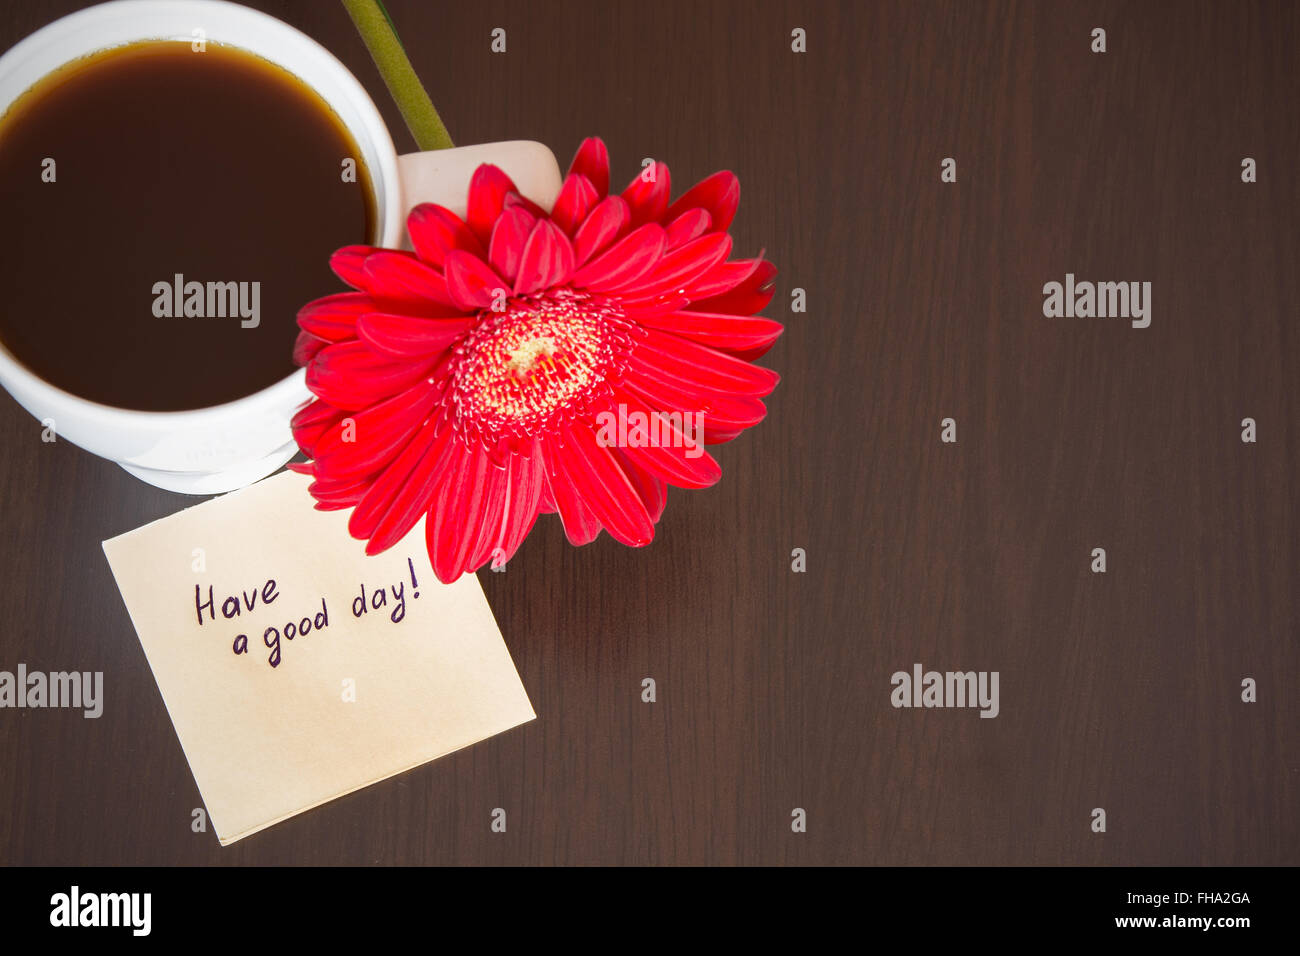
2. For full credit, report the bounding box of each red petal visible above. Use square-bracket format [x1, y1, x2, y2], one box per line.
[605, 391, 721, 489]
[407, 203, 486, 268]
[426, 440, 496, 582]
[551, 173, 600, 236]
[572, 195, 631, 266]
[683, 255, 769, 302]
[635, 310, 784, 356]
[330, 245, 382, 290]
[632, 327, 779, 397]
[314, 500, 362, 512]
[361, 420, 459, 553]
[621, 233, 732, 299]
[489, 445, 546, 566]
[538, 478, 557, 514]
[514, 220, 576, 295]
[467, 462, 512, 571]
[292, 400, 347, 456]
[551, 424, 654, 546]
[362, 251, 457, 309]
[701, 424, 747, 444]
[467, 164, 517, 243]
[543, 438, 602, 545]
[664, 170, 740, 232]
[619, 294, 692, 318]
[612, 448, 667, 522]
[306, 340, 438, 410]
[443, 250, 509, 312]
[308, 474, 371, 510]
[567, 137, 610, 198]
[313, 379, 442, 481]
[621, 370, 768, 431]
[503, 192, 547, 219]
[664, 208, 712, 250]
[357, 313, 475, 359]
[487, 205, 537, 283]
[298, 292, 371, 341]
[569, 223, 665, 293]
[689, 259, 778, 315]
[620, 437, 720, 491]
[347, 415, 435, 540]
[294, 330, 329, 366]
[621, 161, 671, 228]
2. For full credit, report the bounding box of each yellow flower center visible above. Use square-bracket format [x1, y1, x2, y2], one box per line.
[449, 289, 632, 446]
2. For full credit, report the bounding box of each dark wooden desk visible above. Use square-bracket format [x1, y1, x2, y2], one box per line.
[1, 0, 1296, 865]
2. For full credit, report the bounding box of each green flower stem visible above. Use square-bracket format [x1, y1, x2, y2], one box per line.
[341, 0, 454, 151]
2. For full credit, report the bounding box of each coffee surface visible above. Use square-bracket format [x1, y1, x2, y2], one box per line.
[0, 41, 374, 410]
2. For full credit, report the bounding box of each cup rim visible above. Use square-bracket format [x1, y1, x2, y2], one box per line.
[0, 0, 400, 425]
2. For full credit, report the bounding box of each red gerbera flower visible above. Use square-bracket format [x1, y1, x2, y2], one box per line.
[291, 138, 781, 583]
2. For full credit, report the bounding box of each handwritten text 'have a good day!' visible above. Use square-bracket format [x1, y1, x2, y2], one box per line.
[193, 558, 422, 668]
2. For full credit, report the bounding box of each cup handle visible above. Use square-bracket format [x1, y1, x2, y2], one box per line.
[395, 141, 564, 236]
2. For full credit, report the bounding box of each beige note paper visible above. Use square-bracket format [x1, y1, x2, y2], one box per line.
[102, 470, 535, 845]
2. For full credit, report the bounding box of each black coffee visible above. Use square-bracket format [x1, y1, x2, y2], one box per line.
[0, 40, 375, 410]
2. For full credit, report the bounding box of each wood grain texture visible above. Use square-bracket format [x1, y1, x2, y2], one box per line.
[0, 0, 1296, 865]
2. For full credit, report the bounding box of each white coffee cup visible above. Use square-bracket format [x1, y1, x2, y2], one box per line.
[0, 0, 560, 494]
